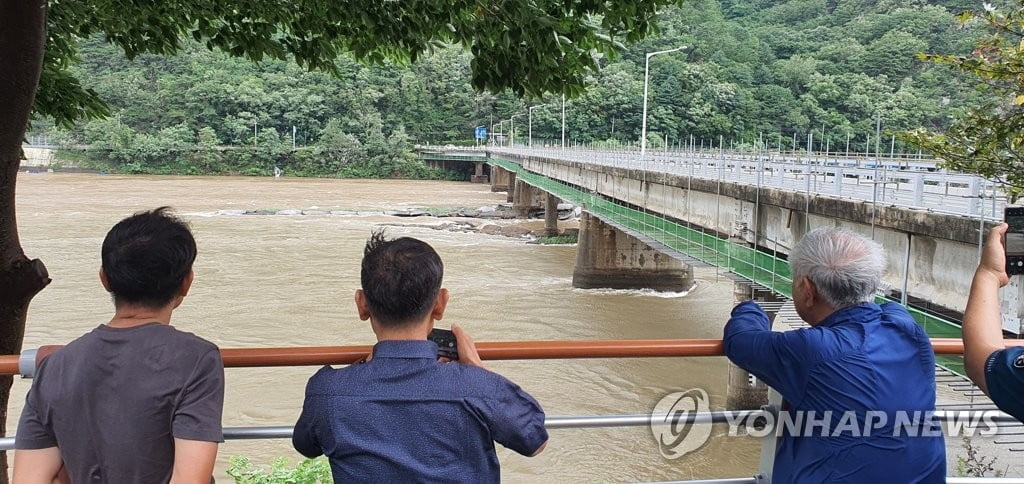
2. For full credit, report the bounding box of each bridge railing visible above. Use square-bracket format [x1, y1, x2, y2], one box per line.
[486, 146, 1007, 222]
[6, 337, 1019, 376]
[3, 338, 1023, 483]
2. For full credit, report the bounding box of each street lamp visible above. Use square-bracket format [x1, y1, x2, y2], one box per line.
[640, 45, 686, 162]
[495, 120, 507, 146]
[510, 114, 524, 148]
[528, 104, 547, 148]
[561, 94, 566, 150]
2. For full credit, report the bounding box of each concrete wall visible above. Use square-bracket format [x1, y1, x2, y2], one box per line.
[21, 147, 56, 167]
[498, 152, 1023, 334]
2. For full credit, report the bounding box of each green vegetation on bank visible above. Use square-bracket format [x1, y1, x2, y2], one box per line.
[535, 235, 579, 245]
[227, 456, 330, 484]
[30, 0, 996, 178]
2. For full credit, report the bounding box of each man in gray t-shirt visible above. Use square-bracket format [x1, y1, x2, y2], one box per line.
[14, 207, 224, 484]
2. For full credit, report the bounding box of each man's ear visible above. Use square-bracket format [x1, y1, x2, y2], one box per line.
[795, 276, 814, 308]
[99, 268, 111, 292]
[801, 277, 821, 307]
[170, 270, 194, 310]
[430, 288, 449, 322]
[808, 278, 821, 301]
[179, 270, 194, 298]
[355, 289, 372, 321]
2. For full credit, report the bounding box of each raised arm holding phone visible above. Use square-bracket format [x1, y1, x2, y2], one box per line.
[963, 216, 1024, 423]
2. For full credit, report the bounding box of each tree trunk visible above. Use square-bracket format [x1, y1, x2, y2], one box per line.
[0, 1, 52, 482]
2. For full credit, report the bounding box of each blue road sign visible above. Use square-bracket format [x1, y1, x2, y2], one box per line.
[475, 126, 487, 140]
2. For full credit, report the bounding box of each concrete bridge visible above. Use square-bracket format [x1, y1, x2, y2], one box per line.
[418, 146, 1022, 349]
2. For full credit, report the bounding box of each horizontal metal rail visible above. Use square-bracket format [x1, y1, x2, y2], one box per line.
[0, 412, 765, 450]
[6, 339, 1024, 377]
[655, 479, 757, 484]
[652, 479, 1024, 484]
[1, 409, 1019, 450]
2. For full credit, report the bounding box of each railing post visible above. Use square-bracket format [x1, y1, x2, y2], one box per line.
[967, 177, 980, 215]
[833, 167, 843, 196]
[913, 173, 925, 207]
[755, 388, 782, 484]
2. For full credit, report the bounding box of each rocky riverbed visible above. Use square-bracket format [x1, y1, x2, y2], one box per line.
[214, 203, 581, 241]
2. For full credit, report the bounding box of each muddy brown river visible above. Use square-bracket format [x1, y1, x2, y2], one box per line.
[10, 172, 759, 482]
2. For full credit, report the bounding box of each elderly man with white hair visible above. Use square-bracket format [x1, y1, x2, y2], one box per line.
[724, 227, 945, 483]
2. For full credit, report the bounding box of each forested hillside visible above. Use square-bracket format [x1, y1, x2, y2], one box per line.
[36, 0, 987, 177]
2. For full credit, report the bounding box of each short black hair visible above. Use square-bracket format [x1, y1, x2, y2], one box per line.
[101, 207, 197, 309]
[360, 230, 443, 328]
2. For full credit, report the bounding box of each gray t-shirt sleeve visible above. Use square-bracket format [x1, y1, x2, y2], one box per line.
[172, 348, 225, 442]
[15, 377, 57, 449]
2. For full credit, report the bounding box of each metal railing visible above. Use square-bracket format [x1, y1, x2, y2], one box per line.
[4, 339, 1023, 482]
[6, 338, 1020, 378]
[489, 146, 1008, 221]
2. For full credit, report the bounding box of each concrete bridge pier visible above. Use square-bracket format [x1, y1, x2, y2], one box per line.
[490, 166, 512, 192]
[512, 180, 544, 218]
[544, 193, 559, 237]
[726, 280, 785, 410]
[572, 212, 694, 291]
[471, 162, 488, 183]
[505, 171, 516, 201]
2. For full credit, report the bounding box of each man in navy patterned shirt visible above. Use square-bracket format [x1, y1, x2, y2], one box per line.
[293, 230, 548, 482]
[963, 223, 1024, 423]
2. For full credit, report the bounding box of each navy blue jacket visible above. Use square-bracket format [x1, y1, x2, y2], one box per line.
[293, 340, 547, 483]
[724, 301, 945, 483]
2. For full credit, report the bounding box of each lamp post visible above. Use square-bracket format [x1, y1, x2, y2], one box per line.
[510, 114, 524, 148]
[495, 120, 506, 146]
[561, 94, 566, 150]
[640, 45, 686, 162]
[528, 104, 547, 148]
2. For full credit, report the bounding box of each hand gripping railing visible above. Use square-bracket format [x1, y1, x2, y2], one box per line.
[3, 338, 1023, 483]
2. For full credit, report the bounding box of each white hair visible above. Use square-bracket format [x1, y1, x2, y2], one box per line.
[789, 227, 885, 308]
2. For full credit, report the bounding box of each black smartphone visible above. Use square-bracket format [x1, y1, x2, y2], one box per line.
[428, 328, 459, 360]
[1006, 206, 1024, 275]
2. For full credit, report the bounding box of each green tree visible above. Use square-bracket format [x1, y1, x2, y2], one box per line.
[310, 118, 366, 175]
[901, 4, 1024, 201]
[858, 30, 929, 80]
[191, 126, 223, 172]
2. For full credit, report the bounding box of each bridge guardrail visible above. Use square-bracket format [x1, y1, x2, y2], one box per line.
[484, 146, 1007, 221]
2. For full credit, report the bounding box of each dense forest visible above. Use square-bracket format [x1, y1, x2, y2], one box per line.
[34, 0, 989, 177]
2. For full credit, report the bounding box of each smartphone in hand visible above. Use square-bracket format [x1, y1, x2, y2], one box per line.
[428, 328, 459, 360]
[1006, 206, 1024, 275]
